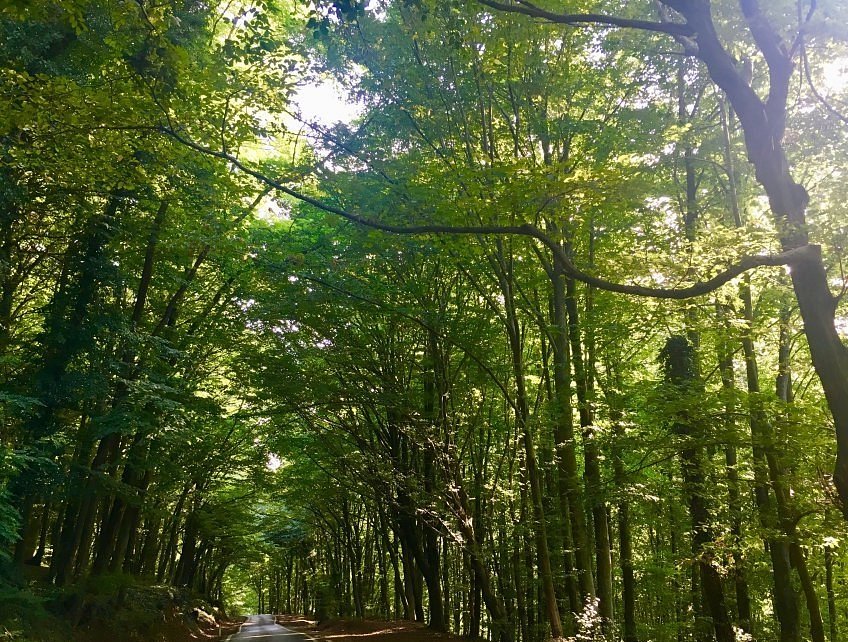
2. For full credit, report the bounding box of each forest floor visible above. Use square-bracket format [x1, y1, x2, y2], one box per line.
[277, 615, 474, 641]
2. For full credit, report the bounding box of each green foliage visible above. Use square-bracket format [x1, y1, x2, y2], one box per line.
[0, 489, 20, 562]
[2, 1, 848, 641]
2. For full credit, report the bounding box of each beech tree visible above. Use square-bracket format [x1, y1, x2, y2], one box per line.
[4, 2, 848, 642]
[163, 0, 848, 515]
[476, 0, 848, 512]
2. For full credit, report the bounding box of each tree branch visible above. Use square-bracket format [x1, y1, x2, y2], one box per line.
[478, 0, 784, 198]
[801, 38, 848, 125]
[160, 125, 810, 301]
[739, 0, 793, 140]
[478, 0, 694, 37]
[293, 272, 519, 414]
[790, 0, 818, 56]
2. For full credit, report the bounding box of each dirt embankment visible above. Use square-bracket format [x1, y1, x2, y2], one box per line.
[0, 580, 243, 642]
[277, 615, 475, 642]
[162, 607, 243, 642]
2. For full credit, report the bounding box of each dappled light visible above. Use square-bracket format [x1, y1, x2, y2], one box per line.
[2, 2, 848, 642]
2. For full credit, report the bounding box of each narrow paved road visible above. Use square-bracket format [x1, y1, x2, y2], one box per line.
[228, 614, 311, 641]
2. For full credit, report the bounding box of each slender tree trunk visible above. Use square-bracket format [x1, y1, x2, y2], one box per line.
[399, 533, 424, 623]
[549, 258, 595, 606]
[790, 544, 825, 642]
[493, 241, 563, 639]
[609, 401, 637, 642]
[673, 61, 734, 641]
[825, 544, 838, 642]
[670, 519, 684, 642]
[772, 301, 826, 642]
[447, 483, 514, 642]
[741, 311, 801, 640]
[30, 500, 51, 566]
[0, 204, 17, 368]
[662, 336, 734, 642]
[380, 508, 407, 620]
[158, 482, 191, 582]
[420, 331, 447, 631]
[138, 511, 162, 577]
[564, 274, 612, 632]
[716, 306, 752, 633]
[719, 96, 802, 642]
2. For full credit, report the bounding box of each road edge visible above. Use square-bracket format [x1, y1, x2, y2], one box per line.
[222, 619, 245, 642]
[224, 616, 318, 642]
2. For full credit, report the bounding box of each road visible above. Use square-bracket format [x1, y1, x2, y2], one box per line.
[228, 614, 312, 641]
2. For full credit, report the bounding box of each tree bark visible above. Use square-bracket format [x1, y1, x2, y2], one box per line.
[825, 544, 838, 642]
[716, 306, 752, 633]
[609, 396, 637, 642]
[719, 95, 803, 642]
[447, 482, 514, 642]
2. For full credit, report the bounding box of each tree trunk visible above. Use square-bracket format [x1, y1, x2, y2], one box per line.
[447, 483, 514, 642]
[716, 306, 752, 633]
[825, 544, 838, 642]
[676, 0, 848, 520]
[661, 336, 734, 642]
[494, 240, 563, 639]
[719, 96, 802, 642]
[564, 274, 613, 632]
[790, 544, 825, 642]
[610, 404, 637, 642]
[549, 259, 595, 606]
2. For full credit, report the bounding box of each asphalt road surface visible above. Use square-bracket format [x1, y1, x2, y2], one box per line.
[228, 614, 312, 641]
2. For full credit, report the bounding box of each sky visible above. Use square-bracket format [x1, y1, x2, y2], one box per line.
[823, 58, 848, 94]
[292, 78, 362, 126]
[289, 45, 848, 125]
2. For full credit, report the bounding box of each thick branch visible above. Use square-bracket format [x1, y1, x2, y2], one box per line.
[739, 0, 793, 140]
[478, 0, 694, 37]
[161, 126, 811, 301]
[652, 3, 802, 219]
[568, 246, 811, 299]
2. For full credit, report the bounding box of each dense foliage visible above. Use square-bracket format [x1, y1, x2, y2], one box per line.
[3, 1, 848, 642]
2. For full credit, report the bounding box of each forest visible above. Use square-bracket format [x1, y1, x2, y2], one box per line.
[2, 1, 848, 641]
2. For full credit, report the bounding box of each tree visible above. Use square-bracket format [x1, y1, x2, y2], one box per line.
[478, 0, 848, 514]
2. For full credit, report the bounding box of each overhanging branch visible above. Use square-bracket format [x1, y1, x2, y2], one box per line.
[477, 0, 694, 37]
[160, 125, 809, 301]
